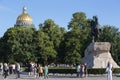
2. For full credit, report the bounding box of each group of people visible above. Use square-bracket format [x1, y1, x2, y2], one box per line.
[0, 62, 49, 80]
[0, 62, 20, 80]
[76, 63, 87, 78]
[76, 62, 113, 80]
[27, 62, 49, 79]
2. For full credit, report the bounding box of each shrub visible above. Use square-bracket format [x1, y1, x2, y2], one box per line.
[23, 66, 120, 74]
[48, 67, 120, 74]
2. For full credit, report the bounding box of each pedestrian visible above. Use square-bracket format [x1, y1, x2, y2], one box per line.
[34, 63, 38, 78]
[44, 64, 49, 79]
[12, 63, 16, 74]
[9, 64, 13, 74]
[38, 64, 43, 78]
[15, 62, 21, 78]
[84, 63, 88, 78]
[0, 63, 3, 75]
[81, 64, 85, 78]
[76, 64, 80, 77]
[3, 63, 9, 80]
[27, 61, 32, 76]
[106, 62, 113, 80]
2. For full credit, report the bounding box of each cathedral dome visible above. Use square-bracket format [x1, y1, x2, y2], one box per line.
[15, 6, 33, 27]
[17, 13, 32, 22]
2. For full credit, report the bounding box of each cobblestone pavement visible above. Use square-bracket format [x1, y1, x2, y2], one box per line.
[0, 74, 119, 80]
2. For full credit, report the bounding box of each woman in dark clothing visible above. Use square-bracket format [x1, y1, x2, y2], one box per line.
[3, 63, 9, 79]
[84, 63, 88, 78]
[27, 62, 32, 76]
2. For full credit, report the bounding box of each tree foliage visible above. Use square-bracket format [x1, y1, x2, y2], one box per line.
[39, 19, 66, 63]
[0, 27, 36, 63]
[60, 12, 91, 64]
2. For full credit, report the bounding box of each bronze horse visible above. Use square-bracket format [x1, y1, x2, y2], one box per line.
[90, 16, 102, 42]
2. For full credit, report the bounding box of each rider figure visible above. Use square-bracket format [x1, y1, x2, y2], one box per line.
[90, 16, 101, 42]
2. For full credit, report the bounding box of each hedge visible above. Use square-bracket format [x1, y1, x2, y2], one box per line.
[48, 68, 120, 74]
[49, 68, 76, 74]
[23, 67, 120, 74]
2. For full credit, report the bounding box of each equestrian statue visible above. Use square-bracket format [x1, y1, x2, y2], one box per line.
[90, 16, 102, 42]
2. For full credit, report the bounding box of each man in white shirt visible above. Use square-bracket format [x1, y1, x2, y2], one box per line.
[106, 62, 113, 80]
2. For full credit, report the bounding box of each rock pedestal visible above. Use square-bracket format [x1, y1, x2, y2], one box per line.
[81, 42, 119, 68]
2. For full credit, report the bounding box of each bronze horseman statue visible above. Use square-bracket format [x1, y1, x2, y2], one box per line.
[90, 16, 102, 42]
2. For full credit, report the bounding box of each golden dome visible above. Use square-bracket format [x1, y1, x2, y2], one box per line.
[17, 13, 32, 22]
[16, 6, 33, 27]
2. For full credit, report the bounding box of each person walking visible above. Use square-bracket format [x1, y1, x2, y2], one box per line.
[38, 64, 43, 78]
[0, 63, 3, 75]
[76, 64, 81, 77]
[12, 63, 16, 74]
[27, 62, 32, 76]
[15, 62, 21, 79]
[106, 62, 113, 80]
[44, 64, 48, 79]
[81, 64, 85, 78]
[84, 63, 88, 78]
[34, 63, 38, 78]
[3, 63, 9, 80]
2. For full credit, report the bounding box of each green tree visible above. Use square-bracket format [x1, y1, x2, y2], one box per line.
[0, 27, 36, 63]
[39, 19, 66, 63]
[68, 12, 88, 30]
[61, 12, 91, 64]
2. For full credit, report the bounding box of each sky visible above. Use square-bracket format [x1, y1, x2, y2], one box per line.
[0, 0, 120, 37]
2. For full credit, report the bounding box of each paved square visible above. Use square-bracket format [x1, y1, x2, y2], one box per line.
[0, 74, 120, 80]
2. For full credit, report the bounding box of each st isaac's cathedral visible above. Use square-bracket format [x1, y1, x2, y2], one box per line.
[14, 6, 34, 27]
